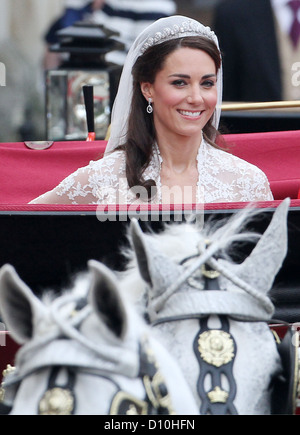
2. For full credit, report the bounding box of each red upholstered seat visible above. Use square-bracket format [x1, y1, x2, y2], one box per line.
[0, 140, 106, 205]
[0, 130, 299, 205]
[220, 130, 300, 200]
[1, 131, 300, 396]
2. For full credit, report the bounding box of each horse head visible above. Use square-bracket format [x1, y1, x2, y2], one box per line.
[0, 260, 197, 415]
[126, 198, 298, 414]
[129, 199, 290, 321]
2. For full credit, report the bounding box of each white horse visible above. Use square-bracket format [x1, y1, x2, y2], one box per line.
[0, 260, 198, 415]
[121, 198, 299, 414]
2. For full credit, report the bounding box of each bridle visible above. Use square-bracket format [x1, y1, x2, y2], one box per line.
[1, 295, 175, 415]
[35, 338, 175, 415]
[147, 245, 299, 415]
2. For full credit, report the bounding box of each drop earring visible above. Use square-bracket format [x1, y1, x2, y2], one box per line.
[146, 98, 153, 114]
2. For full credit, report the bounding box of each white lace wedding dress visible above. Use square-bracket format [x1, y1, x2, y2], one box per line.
[30, 138, 273, 205]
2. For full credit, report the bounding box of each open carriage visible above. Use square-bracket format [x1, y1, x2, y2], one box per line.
[1, 123, 300, 414]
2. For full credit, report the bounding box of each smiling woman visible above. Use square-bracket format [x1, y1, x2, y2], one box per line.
[140, 48, 217, 142]
[136, 42, 219, 204]
[30, 15, 273, 205]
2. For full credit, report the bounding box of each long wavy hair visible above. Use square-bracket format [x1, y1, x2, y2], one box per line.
[117, 36, 222, 200]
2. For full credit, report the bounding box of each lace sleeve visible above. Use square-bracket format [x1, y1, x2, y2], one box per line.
[249, 169, 274, 201]
[199, 143, 274, 203]
[29, 151, 127, 205]
[231, 161, 274, 202]
[29, 165, 101, 204]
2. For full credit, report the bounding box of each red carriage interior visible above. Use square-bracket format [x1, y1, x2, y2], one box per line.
[0, 130, 300, 408]
[1, 129, 300, 205]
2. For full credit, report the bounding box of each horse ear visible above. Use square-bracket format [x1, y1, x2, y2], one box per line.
[130, 219, 182, 296]
[87, 260, 128, 339]
[0, 264, 46, 344]
[235, 198, 290, 293]
[129, 219, 153, 285]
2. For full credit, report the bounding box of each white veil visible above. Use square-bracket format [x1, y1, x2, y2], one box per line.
[105, 15, 223, 154]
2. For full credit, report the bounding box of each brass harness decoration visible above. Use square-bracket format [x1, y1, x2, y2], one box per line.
[38, 367, 76, 415]
[198, 330, 235, 368]
[194, 316, 238, 415]
[192, 250, 238, 414]
[35, 338, 174, 415]
[110, 339, 175, 415]
[39, 387, 74, 415]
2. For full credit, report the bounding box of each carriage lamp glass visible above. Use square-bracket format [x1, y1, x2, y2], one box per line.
[46, 69, 110, 141]
[45, 21, 123, 141]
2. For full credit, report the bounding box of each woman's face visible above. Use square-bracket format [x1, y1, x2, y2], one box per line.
[141, 47, 218, 142]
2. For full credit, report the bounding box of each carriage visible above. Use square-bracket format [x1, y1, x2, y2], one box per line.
[0, 114, 300, 414]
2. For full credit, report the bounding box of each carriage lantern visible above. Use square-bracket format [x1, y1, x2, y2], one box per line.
[45, 22, 123, 141]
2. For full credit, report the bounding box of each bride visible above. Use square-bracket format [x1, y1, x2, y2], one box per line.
[30, 15, 273, 205]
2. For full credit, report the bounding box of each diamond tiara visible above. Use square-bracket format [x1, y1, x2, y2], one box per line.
[140, 20, 217, 54]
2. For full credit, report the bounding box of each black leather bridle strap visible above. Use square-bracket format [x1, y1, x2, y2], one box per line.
[194, 316, 238, 415]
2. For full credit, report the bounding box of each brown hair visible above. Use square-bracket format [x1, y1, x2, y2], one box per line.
[117, 36, 222, 200]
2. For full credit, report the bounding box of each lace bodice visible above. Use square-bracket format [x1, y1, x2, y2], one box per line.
[30, 139, 273, 205]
